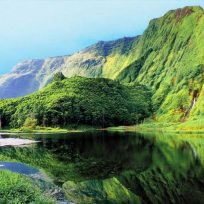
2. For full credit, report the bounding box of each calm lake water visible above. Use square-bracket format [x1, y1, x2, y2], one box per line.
[0, 131, 204, 204]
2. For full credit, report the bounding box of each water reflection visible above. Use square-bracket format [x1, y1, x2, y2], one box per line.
[0, 131, 204, 203]
[0, 161, 38, 175]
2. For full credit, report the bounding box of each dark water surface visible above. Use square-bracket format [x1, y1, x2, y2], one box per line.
[0, 131, 204, 203]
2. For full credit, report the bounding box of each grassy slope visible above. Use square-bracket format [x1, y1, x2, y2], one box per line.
[53, 7, 204, 128]
[107, 120, 204, 134]
[0, 125, 97, 133]
[135, 120, 204, 133]
[117, 6, 204, 125]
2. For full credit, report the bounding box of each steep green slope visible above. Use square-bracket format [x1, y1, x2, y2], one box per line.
[0, 76, 152, 128]
[118, 6, 204, 122]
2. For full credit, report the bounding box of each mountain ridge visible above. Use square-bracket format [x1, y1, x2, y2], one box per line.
[0, 36, 139, 98]
[1, 6, 204, 122]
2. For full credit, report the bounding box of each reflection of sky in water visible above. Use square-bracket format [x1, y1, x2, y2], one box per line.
[0, 162, 38, 175]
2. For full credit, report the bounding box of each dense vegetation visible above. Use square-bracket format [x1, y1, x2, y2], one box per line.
[0, 76, 152, 129]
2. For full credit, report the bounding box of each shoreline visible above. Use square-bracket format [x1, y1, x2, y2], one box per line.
[106, 124, 204, 134]
[1, 123, 204, 135]
[0, 126, 98, 134]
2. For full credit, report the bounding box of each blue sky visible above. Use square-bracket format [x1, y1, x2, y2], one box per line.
[0, 0, 204, 74]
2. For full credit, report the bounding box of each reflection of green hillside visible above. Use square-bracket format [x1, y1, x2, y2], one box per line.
[0, 147, 77, 184]
[0, 132, 154, 183]
[1, 132, 204, 203]
[145, 132, 204, 168]
[63, 177, 141, 204]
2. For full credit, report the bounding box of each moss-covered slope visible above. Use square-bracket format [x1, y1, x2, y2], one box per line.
[117, 6, 204, 122]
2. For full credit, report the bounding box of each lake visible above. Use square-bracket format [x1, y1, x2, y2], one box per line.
[0, 131, 204, 204]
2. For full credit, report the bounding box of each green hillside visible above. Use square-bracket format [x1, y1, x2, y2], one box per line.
[0, 76, 152, 129]
[117, 6, 204, 123]
[0, 6, 204, 126]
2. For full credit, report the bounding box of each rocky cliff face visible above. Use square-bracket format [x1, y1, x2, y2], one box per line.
[61, 37, 138, 79]
[0, 57, 65, 98]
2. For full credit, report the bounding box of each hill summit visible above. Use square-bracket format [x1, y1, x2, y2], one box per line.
[0, 76, 152, 128]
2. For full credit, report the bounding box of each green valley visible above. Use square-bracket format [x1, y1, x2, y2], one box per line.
[1, 7, 204, 129]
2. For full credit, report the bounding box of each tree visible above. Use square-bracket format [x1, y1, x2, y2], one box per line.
[23, 117, 37, 130]
[53, 72, 66, 81]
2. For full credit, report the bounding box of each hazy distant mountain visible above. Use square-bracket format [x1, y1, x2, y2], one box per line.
[0, 37, 137, 98]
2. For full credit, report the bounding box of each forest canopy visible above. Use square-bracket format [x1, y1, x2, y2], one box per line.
[0, 76, 153, 128]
